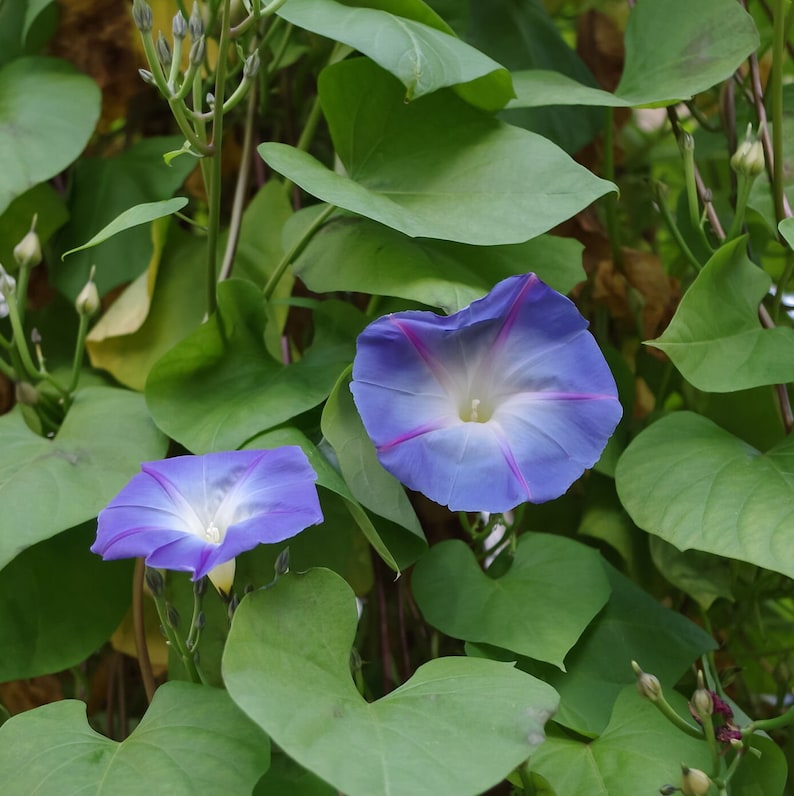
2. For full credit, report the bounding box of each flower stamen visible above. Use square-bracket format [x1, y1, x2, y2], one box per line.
[203, 521, 221, 544]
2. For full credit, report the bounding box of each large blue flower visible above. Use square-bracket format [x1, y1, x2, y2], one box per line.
[351, 274, 622, 512]
[91, 448, 322, 593]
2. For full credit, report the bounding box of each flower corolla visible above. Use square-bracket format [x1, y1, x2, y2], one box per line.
[91, 447, 323, 594]
[351, 273, 622, 512]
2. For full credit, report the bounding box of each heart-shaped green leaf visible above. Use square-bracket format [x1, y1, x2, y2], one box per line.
[412, 535, 610, 669]
[291, 215, 584, 313]
[469, 562, 716, 736]
[616, 411, 794, 578]
[509, 0, 758, 109]
[0, 523, 132, 682]
[277, 0, 512, 108]
[145, 280, 359, 454]
[0, 57, 100, 215]
[61, 198, 187, 258]
[259, 58, 614, 246]
[0, 682, 270, 795]
[647, 238, 794, 392]
[0, 386, 167, 571]
[223, 567, 559, 796]
[528, 687, 711, 796]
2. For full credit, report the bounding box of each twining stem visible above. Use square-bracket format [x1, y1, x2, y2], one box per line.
[205, 0, 234, 316]
[726, 172, 753, 240]
[132, 559, 156, 704]
[602, 107, 622, 268]
[759, 304, 794, 433]
[262, 203, 336, 299]
[746, 702, 794, 733]
[219, 82, 258, 281]
[653, 182, 702, 272]
[67, 312, 91, 394]
[771, 0, 790, 225]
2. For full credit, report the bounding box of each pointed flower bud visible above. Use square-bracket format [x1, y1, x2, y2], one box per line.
[206, 92, 215, 110]
[13, 216, 42, 269]
[75, 267, 100, 317]
[632, 660, 662, 702]
[731, 123, 765, 178]
[166, 604, 180, 629]
[659, 786, 677, 796]
[244, 50, 261, 80]
[172, 11, 187, 40]
[189, 35, 206, 67]
[139, 68, 157, 86]
[156, 31, 172, 67]
[691, 671, 713, 717]
[274, 546, 290, 576]
[681, 764, 711, 796]
[132, 0, 153, 32]
[189, 2, 204, 40]
[144, 566, 165, 597]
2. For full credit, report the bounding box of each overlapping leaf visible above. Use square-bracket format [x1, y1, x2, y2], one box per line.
[0, 682, 270, 795]
[647, 238, 794, 391]
[0, 57, 100, 215]
[413, 535, 610, 669]
[223, 568, 559, 796]
[616, 411, 794, 578]
[277, 0, 512, 108]
[0, 387, 167, 571]
[259, 58, 614, 246]
[508, 0, 758, 109]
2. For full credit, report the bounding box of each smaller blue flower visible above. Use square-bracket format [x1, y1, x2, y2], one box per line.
[91, 448, 323, 593]
[351, 273, 622, 513]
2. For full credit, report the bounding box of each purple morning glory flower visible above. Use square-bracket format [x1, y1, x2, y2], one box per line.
[350, 273, 622, 513]
[91, 448, 323, 594]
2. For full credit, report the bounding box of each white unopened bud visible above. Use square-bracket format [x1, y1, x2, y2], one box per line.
[681, 764, 711, 796]
[632, 660, 662, 702]
[75, 267, 100, 317]
[731, 124, 765, 178]
[13, 216, 42, 268]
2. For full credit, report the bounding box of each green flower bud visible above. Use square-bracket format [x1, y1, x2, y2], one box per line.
[189, 2, 204, 41]
[274, 547, 290, 576]
[166, 604, 180, 629]
[75, 268, 100, 317]
[172, 11, 188, 40]
[13, 216, 42, 268]
[731, 124, 765, 178]
[139, 68, 157, 87]
[132, 0, 153, 32]
[681, 764, 711, 796]
[189, 36, 206, 67]
[632, 660, 662, 702]
[659, 786, 677, 796]
[144, 567, 165, 597]
[156, 31, 172, 67]
[243, 50, 261, 80]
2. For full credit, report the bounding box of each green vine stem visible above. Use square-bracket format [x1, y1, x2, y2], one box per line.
[262, 203, 336, 299]
[132, 559, 156, 704]
[771, 0, 791, 225]
[602, 107, 622, 268]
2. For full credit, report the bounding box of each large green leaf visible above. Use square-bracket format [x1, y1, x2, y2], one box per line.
[509, 0, 758, 109]
[470, 563, 716, 737]
[0, 57, 100, 215]
[223, 567, 559, 796]
[52, 137, 196, 300]
[0, 682, 270, 796]
[616, 411, 794, 578]
[0, 386, 167, 571]
[0, 523, 132, 682]
[321, 372, 427, 568]
[259, 58, 614, 246]
[146, 280, 359, 454]
[412, 535, 610, 669]
[528, 687, 711, 796]
[647, 238, 794, 391]
[291, 215, 584, 313]
[277, 0, 512, 108]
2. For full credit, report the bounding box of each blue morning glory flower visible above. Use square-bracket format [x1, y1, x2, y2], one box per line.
[350, 274, 622, 513]
[91, 448, 323, 594]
